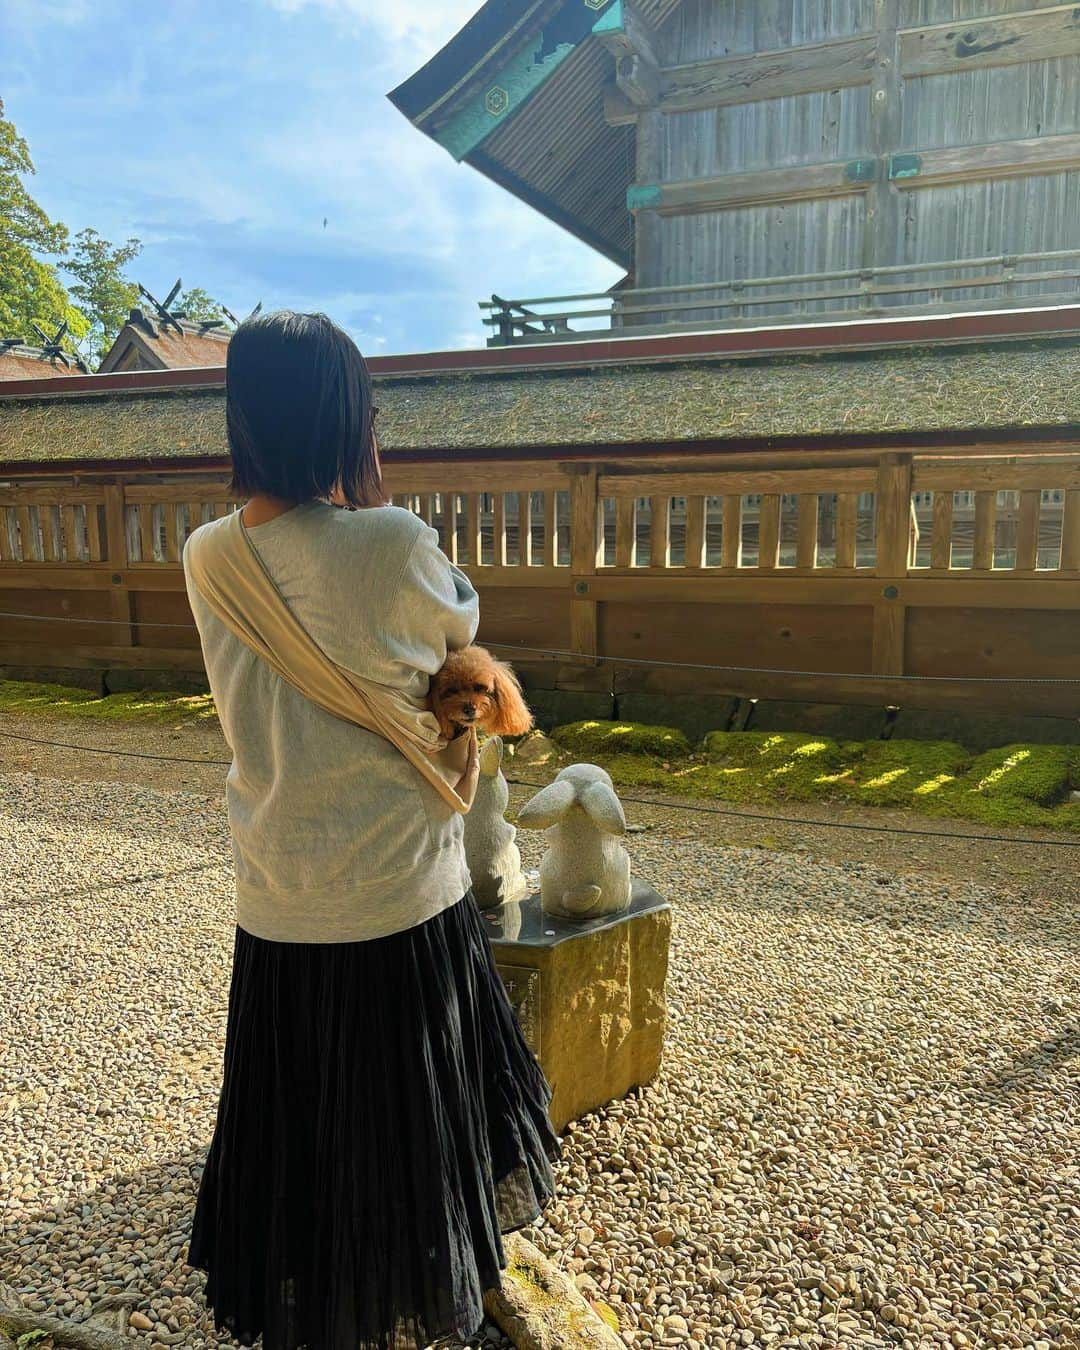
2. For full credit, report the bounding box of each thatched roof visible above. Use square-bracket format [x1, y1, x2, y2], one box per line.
[97, 310, 231, 373]
[2, 338, 1080, 467]
[0, 346, 89, 381]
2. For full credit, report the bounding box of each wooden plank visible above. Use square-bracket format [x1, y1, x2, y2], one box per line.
[582, 573, 882, 605]
[458, 566, 565, 589]
[660, 33, 877, 113]
[123, 482, 232, 504]
[0, 508, 12, 563]
[618, 52, 663, 108]
[796, 494, 819, 569]
[186, 502, 204, 538]
[872, 601, 906, 677]
[650, 495, 670, 569]
[164, 502, 181, 563]
[543, 491, 558, 568]
[0, 566, 187, 593]
[518, 491, 533, 566]
[599, 468, 876, 499]
[896, 132, 1080, 191]
[875, 453, 914, 576]
[901, 4, 1080, 80]
[39, 506, 60, 563]
[929, 490, 954, 571]
[866, 0, 902, 276]
[835, 494, 858, 569]
[1015, 490, 1042, 572]
[0, 641, 204, 671]
[635, 159, 868, 217]
[1062, 489, 1080, 571]
[973, 491, 996, 570]
[103, 485, 126, 566]
[419, 494, 434, 526]
[15, 506, 36, 563]
[616, 497, 636, 568]
[493, 492, 507, 566]
[382, 464, 570, 494]
[569, 468, 601, 658]
[85, 504, 103, 562]
[914, 459, 1080, 492]
[0, 486, 107, 507]
[467, 493, 482, 566]
[60, 505, 81, 563]
[758, 494, 781, 570]
[904, 576, 1080, 608]
[722, 497, 741, 569]
[684, 496, 706, 568]
[445, 493, 460, 564]
[138, 504, 157, 564]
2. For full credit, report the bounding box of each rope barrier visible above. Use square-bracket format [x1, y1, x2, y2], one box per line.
[3, 609, 1080, 687]
[2, 726, 1078, 849]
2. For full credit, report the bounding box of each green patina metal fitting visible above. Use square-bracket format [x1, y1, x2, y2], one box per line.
[590, 0, 624, 36]
[845, 157, 877, 183]
[627, 183, 663, 209]
[434, 0, 618, 162]
[890, 153, 923, 180]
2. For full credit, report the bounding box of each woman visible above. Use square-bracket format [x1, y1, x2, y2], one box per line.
[182, 311, 559, 1350]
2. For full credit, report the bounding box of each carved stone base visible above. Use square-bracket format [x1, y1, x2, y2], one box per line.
[486, 880, 671, 1132]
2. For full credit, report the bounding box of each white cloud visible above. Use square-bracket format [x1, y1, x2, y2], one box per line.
[265, 0, 481, 55]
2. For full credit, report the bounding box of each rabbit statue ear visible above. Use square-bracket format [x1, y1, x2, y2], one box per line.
[479, 735, 504, 778]
[580, 781, 627, 835]
[517, 779, 576, 830]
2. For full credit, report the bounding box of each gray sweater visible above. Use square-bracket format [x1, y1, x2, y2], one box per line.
[183, 501, 480, 943]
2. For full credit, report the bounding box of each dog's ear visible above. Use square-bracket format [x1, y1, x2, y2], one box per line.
[428, 676, 458, 740]
[489, 661, 534, 737]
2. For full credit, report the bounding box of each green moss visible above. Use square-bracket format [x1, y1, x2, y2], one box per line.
[0, 679, 218, 725]
[551, 718, 1080, 832]
[552, 720, 691, 759]
[699, 731, 854, 802]
[835, 739, 971, 807]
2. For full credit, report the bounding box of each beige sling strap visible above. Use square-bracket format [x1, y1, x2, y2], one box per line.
[185, 510, 478, 815]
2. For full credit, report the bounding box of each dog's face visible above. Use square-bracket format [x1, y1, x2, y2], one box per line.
[429, 647, 533, 740]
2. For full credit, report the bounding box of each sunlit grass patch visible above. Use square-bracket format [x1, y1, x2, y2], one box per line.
[836, 740, 970, 807]
[0, 679, 218, 725]
[551, 720, 691, 759]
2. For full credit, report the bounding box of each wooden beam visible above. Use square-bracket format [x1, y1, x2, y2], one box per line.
[891, 132, 1080, 190]
[901, 3, 1080, 79]
[593, 0, 661, 69]
[660, 34, 876, 113]
[617, 53, 663, 108]
[628, 158, 871, 215]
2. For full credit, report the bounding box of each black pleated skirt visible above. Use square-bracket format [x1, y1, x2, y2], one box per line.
[188, 892, 560, 1350]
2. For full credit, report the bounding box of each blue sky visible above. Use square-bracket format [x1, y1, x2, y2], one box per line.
[0, 0, 622, 353]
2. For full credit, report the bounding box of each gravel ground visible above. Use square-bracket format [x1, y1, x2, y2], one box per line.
[1, 716, 1078, 1349]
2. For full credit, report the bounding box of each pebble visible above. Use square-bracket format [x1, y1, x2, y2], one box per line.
[1, 766, 1078, 1350]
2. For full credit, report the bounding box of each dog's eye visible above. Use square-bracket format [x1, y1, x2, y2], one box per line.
[444, 686, 458, 696]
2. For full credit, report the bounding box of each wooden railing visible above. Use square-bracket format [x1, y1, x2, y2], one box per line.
[1, 446, 1078, 715]
[481, 248, 1080, 344]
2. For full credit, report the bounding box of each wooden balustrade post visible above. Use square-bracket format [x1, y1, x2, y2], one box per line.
[872, 453, 913, 678]
[568, 464, 602, 662]
[103, 482, 134, 649]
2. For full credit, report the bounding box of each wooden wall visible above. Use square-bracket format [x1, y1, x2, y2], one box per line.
[1, 440, 1079, 719]
[618, 0, 1080, 315]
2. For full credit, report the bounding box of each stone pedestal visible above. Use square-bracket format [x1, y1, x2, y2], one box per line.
[483, 879, 671, 1132]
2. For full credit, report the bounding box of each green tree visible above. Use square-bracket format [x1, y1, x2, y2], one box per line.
[66, 227, 141, 361]
[0, 96, 86, 343]
[175, 286, 226, 324]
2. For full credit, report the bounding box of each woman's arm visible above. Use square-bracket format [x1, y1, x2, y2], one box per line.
[384, 521, 480, 679]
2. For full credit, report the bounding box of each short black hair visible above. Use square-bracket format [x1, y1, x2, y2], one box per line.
[226, 310, 384, 508]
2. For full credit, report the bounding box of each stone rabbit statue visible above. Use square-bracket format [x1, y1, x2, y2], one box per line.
[517, 764, 632, 920]
[463, 736, 529, 911]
